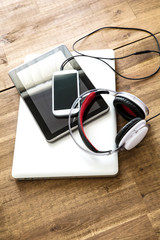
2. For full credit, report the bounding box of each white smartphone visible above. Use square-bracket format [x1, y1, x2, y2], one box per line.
[52, 70, 80, 117]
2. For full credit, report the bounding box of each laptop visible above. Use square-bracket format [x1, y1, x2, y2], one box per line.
[11, 49, 118, 179]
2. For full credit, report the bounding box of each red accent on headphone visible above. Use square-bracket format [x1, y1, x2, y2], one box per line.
[79, 92, 98, 151]
[121, 105, 137, 117]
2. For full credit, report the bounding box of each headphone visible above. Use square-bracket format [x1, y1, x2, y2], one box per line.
[68, 89, 150, 156]
[66, 26, 159, 155]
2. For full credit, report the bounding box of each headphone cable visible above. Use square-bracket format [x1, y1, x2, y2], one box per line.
[60, 26, 160, 80]
[146, 113, 160, 122]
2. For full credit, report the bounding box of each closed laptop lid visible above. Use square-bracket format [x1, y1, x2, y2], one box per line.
[12, 49, 118, 179]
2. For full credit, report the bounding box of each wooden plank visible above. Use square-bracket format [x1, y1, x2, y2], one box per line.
[128, 0, 160, 17]
[1, 0, 160, 90]
[0, 178, 147, 240]
[0, 88, 19, 169]
[115, 34, 160, 82]
[88, 215, 157, 240]
[1, 0, 160, 239]
[148, 209, 160, 239]
[0, 0, 39, 36]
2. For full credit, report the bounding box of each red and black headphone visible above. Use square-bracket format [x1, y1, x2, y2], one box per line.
[69, 89, 150, 155]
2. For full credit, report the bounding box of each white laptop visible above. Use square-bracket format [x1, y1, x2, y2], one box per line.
[11, 49, 118, 179]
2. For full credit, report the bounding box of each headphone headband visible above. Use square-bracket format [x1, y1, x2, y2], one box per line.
[68, 89, 118, 156]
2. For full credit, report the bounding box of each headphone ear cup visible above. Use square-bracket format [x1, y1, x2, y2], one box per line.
[116, 117, 149, 150]
[113, 96, 145, 121]
[116, 118, 141, 147]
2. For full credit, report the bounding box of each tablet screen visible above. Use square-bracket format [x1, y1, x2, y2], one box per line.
[9, 45, 108, 141]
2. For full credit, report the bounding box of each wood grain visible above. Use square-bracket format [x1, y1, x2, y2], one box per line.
[0, 0, 160, 239]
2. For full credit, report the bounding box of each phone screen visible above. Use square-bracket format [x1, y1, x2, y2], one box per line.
[54, 72, 78, 110]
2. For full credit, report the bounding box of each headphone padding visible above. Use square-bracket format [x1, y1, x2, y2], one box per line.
[116, 117, 142, 147]
[78, 92, 98, 153]
[113, 96, 145, 121]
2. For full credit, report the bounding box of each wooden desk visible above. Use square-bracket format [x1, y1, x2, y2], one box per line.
[0, 1, 160, 239]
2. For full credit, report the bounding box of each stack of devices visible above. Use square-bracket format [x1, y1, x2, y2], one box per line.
[9, 45, 118, 179]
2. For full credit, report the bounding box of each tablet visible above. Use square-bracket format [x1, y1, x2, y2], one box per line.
[9, 45, 108, 142]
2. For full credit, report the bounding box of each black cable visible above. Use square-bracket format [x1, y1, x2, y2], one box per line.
[73, 26, 160, 58]
[61, 50, 160, 66]
[146, 113, 160, 122]
[60, 26, 160, 80]
[60, 51, 160, 80]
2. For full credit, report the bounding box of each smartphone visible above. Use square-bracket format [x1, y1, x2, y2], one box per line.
[52, 70, 80, 117]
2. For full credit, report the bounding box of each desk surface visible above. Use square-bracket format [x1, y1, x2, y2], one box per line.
[0, 0, 160, 239]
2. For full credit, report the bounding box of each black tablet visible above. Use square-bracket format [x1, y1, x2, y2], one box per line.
[9, 45, 108, 142]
